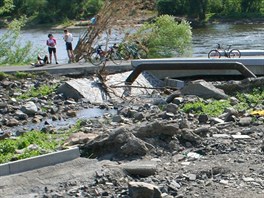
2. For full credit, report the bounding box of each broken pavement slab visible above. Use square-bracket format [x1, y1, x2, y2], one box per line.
[57, 71, 160, 104]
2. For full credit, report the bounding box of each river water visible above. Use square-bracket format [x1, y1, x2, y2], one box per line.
[0, 23, 263, 63]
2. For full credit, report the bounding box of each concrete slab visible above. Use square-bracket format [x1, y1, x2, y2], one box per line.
[0, 163, 10, 176]
[0, 147, 80, 176]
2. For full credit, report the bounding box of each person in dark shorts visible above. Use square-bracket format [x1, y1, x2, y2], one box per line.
[31, 55, 49, 67]
[46, 34, 58, 64]
[63, 29, 74, 63]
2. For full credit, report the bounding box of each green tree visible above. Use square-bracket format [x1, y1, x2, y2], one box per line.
[133, 15, 192, 57]
[207, 0, 223, 13]
[10, 0, 103, 24]
[188, 0, 208, 20]
[241, 0, 262, 12]
[156, 0, 188, 16]
[0, 0, 14, 15]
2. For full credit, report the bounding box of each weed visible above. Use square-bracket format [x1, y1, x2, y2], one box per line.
[182, 100, 231, 116]
[0, 72, 10, 80]
[15, 71, 35, 79]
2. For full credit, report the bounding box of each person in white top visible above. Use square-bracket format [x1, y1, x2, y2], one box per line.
[63, 29, 74, 63]
[46, 34, 58, 64]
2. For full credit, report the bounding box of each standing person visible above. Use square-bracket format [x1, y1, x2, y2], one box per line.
[63, 29, 74, 63]
[46, 34, 58, 64]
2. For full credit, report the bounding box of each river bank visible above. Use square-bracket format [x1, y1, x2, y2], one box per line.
[0, 67, 263, 197]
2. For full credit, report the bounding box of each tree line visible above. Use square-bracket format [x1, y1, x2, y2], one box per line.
[157, 0, 264, 21]
[0, 0, 103, 24]
[1, 0, 263, 25]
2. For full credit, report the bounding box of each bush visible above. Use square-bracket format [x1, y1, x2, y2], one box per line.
[131, 15, 192, 58]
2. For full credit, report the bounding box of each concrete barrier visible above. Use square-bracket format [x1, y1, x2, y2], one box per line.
[0, 147, 80, 176]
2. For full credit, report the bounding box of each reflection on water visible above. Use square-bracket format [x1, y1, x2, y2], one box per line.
[192, 23, 264, 56]
[5, 108, 117, 135]
[0, 23, 264, 62]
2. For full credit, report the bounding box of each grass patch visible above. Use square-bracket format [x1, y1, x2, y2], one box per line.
[182, 88, 264, 116]
[235, 88, 264, 111]
[0, 119, 84, 164]
[0, 131, 63, 164]
[18, 84, 57, 99]
[14, 71, 36, 79]
[0, 72, 11, 80]
[182, 100, 231, 116]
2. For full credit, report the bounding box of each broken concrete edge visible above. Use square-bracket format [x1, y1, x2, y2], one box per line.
[0, 147, 80, 177]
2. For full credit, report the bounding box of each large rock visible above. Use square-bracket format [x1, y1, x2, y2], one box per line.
[21, 101, 38, 115]
[121, 134, 150, 156]
[128, 182, 162, 198]
[64, 132, 98, 146]
[181, 80, 228, 99]
[136, 121, 180, 138]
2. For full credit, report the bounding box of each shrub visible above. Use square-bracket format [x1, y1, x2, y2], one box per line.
[131, 15, 192, 58]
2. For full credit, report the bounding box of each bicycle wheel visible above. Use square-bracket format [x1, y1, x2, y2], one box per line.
[110, 52, 122, 65]
[137, 48, 148, 59]
[208, 50, 221, 58]
[229, 49, 241, 58]
[89, 52, 103, 66]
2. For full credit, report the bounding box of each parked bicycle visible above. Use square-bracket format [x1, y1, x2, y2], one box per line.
[119, 41, 148, 60]
[208, 43, 241, 58]
[89, 44, 123, 66]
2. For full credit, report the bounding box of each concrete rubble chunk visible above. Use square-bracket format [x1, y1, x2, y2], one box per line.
[231, 135, 251, 139]
[128, 181, 162, 198]
[212, 134, 231, 138]
[181, 80, 228, 99]
[56, 78, 107, 103]
[242, 177, 255, 182]
[122, 160, 157, 177]
[239, 117, 252, 126]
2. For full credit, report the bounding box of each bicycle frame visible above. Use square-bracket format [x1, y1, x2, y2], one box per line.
[217, 44, 232, 57]
[208, 44, 241, 59]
